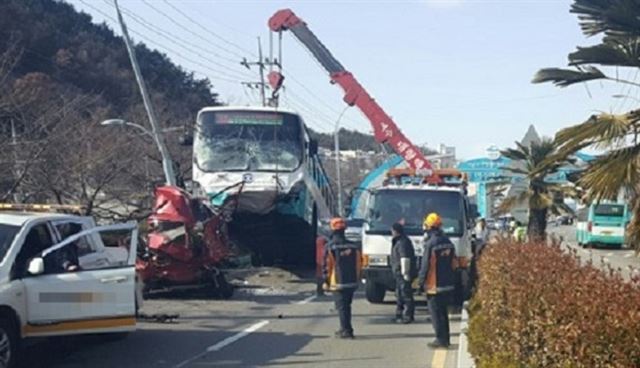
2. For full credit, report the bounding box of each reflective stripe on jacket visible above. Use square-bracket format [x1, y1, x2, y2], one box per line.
[418, 229, 458, 295]
[322, 233, 362, 291]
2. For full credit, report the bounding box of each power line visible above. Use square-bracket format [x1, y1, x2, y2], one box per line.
[140, 0, 249, 65]
[285, 88, 360, 131]
[161, 0, 257, 59]
[279, 67, 368, 129]
[102, 0, 252, 81]
[79, 0, 242, 84]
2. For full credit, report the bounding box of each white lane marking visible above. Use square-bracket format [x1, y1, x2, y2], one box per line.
[606, 252, 614, 257]
[295, 294, 317, 305]
[625, 253, 634, 258]
[174, 320, 270, 368]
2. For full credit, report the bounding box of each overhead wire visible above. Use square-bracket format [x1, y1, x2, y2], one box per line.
[152, 0, 369, 131]
[161, 0, 257, 59]
[140, 0, 250, 65]
[78, 0, 243, 84]
[280, 67, 368, 129]
[101, 0, 252, 81]
[84, 0, 371, 134]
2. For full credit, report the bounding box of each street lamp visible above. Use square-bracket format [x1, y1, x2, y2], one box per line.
[100, 119, 182, 186]
[101, 119, 153, 137]
[100, 119, 184, 137]
[112, 0, 176, 187]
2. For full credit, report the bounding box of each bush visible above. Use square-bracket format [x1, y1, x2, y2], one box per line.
[468, 239, 640, 368]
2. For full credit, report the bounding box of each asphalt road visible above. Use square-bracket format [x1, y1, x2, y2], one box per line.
[22, 268, 463, 368]
[548, 224, 640, 280]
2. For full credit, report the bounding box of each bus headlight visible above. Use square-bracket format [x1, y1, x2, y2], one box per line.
[367, 255, 388, 266]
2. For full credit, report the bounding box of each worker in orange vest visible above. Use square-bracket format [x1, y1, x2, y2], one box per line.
[315, 236, 328, 296]
[322, 217, 362, 339]
[418, 213, 458, 348]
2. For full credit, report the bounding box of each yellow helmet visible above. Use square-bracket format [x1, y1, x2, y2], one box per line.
[423, 213, 442, 230]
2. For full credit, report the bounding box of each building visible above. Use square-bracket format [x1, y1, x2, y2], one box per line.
[457, 125, 592, 221]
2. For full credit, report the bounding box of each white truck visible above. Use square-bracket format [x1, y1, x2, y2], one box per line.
[0, 204, 139, 367]
[360, 170, 475, 304]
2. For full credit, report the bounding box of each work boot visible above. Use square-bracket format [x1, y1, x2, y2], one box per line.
[334, 330, 354, 339]
[401, 317, 414, 324]
[428, 339, 450, 348]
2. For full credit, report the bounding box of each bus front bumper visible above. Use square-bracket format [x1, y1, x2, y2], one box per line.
[586, 235, 625, 246]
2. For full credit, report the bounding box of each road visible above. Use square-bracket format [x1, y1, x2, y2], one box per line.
[548, 224, 640, 279]
[21, 268, 463, 368]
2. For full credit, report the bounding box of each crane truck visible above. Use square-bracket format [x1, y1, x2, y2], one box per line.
[269, 9, 475, 304]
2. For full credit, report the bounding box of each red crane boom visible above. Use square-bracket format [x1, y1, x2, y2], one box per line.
[269, 9, 438, 180]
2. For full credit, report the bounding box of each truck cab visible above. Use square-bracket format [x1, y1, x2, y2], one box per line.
[361, 171, 474, 303]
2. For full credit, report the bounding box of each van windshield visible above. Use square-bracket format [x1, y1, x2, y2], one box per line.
[0, 224, 20, 263]
[594, 204, 625, 217]
[367, 190, 464, 236]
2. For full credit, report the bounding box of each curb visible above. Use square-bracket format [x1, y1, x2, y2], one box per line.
[457, 305, 475, 368]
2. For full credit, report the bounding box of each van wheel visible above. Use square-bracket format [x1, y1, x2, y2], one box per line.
[0, 318, 19, 368]
[365, 281, 385, 304]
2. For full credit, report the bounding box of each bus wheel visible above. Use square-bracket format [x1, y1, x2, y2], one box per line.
[365, 281, 385, 304]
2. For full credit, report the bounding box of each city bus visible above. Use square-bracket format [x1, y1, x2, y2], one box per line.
[189, 106, 334, 264]
[576, 202, 629, 248]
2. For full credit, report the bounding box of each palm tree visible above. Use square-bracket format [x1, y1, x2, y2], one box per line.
[532, 0, 640, 249]
[500, 138, 575, 241]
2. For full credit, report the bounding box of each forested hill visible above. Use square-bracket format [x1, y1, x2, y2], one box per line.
[0, 0, 219, 128]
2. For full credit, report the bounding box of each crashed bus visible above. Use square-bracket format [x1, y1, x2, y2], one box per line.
[187, 106, 334, 265]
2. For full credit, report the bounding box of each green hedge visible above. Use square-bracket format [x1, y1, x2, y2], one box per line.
[468, 239, 640, 368]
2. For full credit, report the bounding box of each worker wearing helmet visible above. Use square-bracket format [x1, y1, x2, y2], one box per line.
[322, 217, 362, 339]
[511, 221, 526, 242]
[418, 213, 458, 348]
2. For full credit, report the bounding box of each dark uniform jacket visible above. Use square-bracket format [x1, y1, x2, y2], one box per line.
[322, 233, 362, 291]
[390, 234, 417, 279]
[418, 228, 458, 295]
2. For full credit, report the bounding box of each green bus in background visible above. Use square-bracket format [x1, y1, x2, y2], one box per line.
[576, 202, 629, 248]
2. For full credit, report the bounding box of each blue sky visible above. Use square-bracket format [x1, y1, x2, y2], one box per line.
[67, 0, 634, 159]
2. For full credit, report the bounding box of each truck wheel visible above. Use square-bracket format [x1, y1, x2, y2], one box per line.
[0, 318, 19, 368]
[365, 281, 385, 304]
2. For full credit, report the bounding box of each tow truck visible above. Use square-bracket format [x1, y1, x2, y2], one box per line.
[269, 10, 475, 303]
[359, 169, 474, 303]
[0, 204, 139, 367]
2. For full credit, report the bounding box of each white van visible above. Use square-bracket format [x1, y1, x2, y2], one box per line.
[0, 207, 139, 367]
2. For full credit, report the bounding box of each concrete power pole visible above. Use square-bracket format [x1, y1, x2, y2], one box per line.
[241, 37, 281, 107]
[113, 0, 176, 186]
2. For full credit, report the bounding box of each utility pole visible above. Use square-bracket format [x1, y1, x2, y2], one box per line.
[113, 0, 176, 186]
[241, 37, 281, 107]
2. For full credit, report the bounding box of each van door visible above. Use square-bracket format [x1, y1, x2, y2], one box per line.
[22, 222, 138, 337]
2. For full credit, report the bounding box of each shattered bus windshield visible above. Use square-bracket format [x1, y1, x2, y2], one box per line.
[194, 111, 303, 172]
[367, 189, 464, 236]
